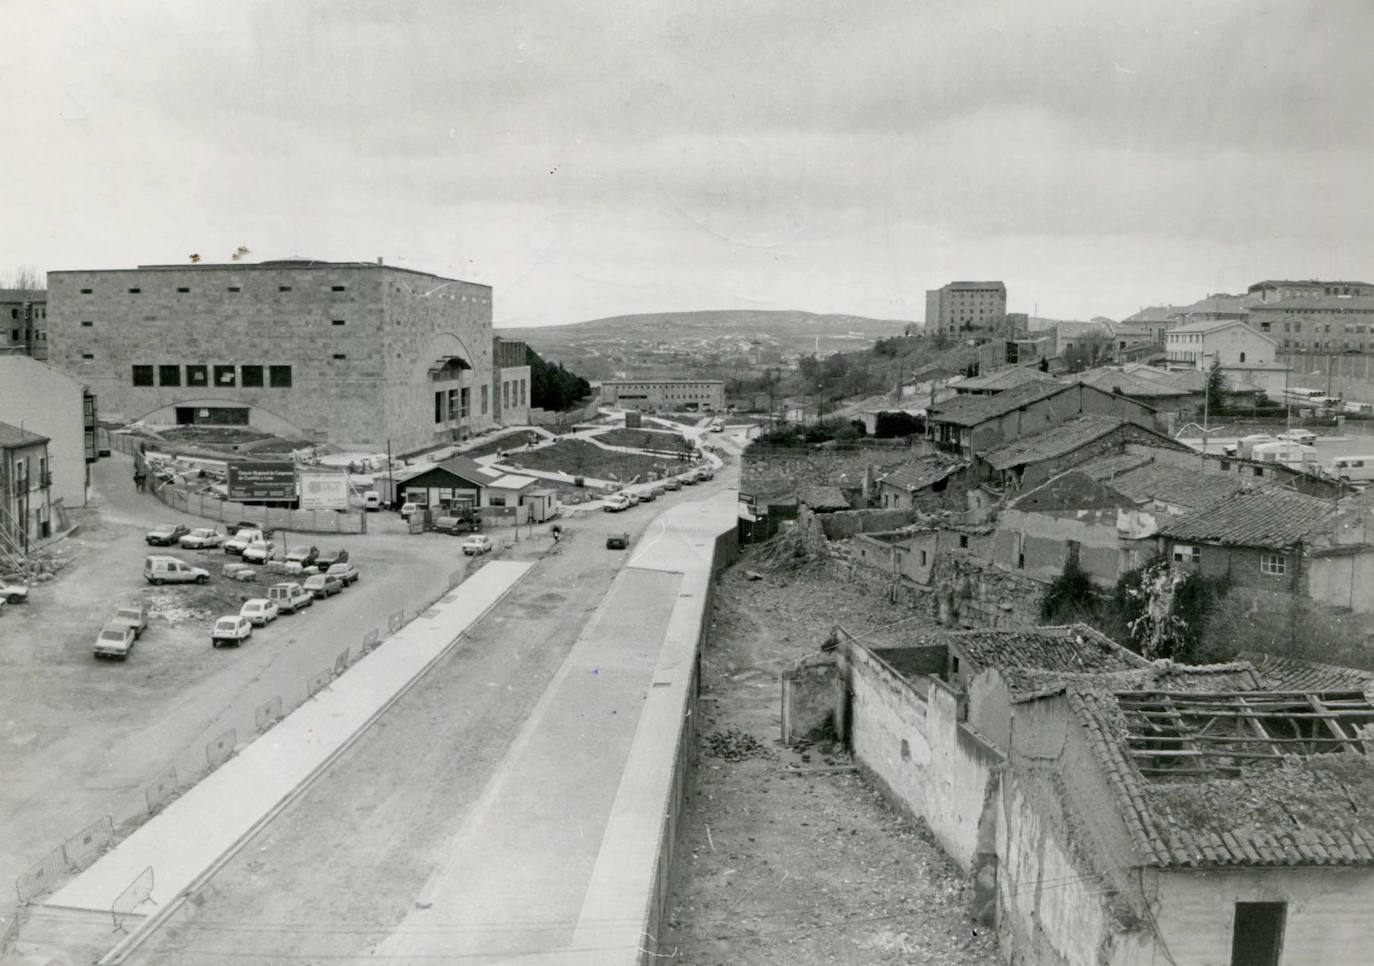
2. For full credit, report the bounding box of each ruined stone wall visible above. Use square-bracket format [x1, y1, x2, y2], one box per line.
[741, 445, 913, 504]
[817, 507, 919, 539]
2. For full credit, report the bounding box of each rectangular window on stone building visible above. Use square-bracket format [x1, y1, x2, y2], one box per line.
[332, 353, 347, 360]
[241, 365, 263, 387]
[447, 388, 459, 420]
[520, 379, 527, 405]
[481, 385, 489, 414]
[177, 287, 190, 293]
[279, 286, 292, 292]
[127, 287, 141, 294]
[332, 319, 346, 326]
[269, 365, 292, 388]
[159, 365, 181, 386]
[187, 365, 208, 387]
[460, 387, 470, 419]
[132, 365, 154, 386]
[214, 365, 237, 387]
[1260, 554, 1286, 576]
[332, 285, 346, 292]
[435, 391, 444, 424]
[81, 320, 93, 327]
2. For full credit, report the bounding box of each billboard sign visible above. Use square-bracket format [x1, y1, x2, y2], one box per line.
[227, 462, 298, 502]
[299, 471, 350, 510]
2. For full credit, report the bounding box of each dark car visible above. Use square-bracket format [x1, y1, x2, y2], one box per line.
[315, 548, 350, 569]
[234, 521, 275, 538]
[285, 545, 319, 567]
[606, 532, 630, 550]
[145, 524, 191, 546]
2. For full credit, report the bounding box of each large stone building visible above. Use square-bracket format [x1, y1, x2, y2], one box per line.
[46, 259, 527, 454]
[600, 379, 724, 411]
[924, 281, 1006, 335]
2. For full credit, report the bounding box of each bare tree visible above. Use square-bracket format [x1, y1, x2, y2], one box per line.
[3, 266, 44, 292]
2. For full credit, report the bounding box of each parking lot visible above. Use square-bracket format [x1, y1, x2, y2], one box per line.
[0, 454, 504, 899]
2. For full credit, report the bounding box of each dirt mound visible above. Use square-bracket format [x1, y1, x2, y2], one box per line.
[751, 523, 830, 574]
[703, 728, 773, 761]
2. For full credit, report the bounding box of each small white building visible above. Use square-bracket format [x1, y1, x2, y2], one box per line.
[1166, 318, 1276, 370]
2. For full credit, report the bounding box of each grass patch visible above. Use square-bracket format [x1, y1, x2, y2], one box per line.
[596, 428, 691, 451]
[461, 431, 542, 459]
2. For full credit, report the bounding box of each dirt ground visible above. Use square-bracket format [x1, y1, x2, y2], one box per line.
[0, 455, 485, 902]
[660, 560, 1001, 966]
[503, 438, 685, 480]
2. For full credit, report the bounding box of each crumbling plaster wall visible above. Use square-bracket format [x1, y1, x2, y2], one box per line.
[843, 643, 1003, 872]
[1151, 866, 1374, 965]
[996, 507, 1127, 587]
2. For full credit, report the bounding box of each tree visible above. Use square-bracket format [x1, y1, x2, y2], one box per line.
[3, 266, 43, 292]
[1040, 554, 1098, 623]
[1206, 359, 1227, 414]
[525, 347, 591, 412]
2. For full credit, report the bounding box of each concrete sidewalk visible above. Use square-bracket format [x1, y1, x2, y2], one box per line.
[41, 560, 532, 917]
[372, 493, 736, 964]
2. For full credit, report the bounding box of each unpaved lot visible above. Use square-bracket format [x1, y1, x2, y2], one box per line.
[0, 455, 482, 901]
[660, 561, 1000, 965]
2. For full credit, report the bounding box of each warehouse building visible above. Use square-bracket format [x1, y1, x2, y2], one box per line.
[46, 259, 526, 454]
[600, 379, 725, 411]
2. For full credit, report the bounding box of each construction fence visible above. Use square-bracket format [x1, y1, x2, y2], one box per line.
[10, 556, 479, 907]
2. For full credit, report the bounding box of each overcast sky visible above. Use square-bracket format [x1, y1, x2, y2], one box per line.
[4, 0, 1372, 327]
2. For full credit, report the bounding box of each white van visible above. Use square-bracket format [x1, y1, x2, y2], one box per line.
[144, 555, 211, 585]
[363, 490, 382, 511]
[1329, 455, 1374, 483]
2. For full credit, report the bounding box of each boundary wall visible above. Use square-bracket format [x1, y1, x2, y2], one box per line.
[567, 493, 738, 965]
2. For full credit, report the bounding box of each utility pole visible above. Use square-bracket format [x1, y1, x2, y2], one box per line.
[386, 439, 394, 508]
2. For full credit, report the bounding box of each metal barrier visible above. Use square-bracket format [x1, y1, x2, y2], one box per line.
[63, 816, 114, 871]
[206, 728, 237, 769]
[361, 628, 380, 653]
[144, 764, 179, 815]
[306, 668, 333, 698]
[333, 647, 351, 677]
[111, 866, 155, 930]
[255, 695, 284, 733]
[14, 845, 67, 905]
[387, 609, 405, 633]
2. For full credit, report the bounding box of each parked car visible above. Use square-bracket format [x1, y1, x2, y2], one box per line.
[1277, 428, 1319, 445]
[223, 528, 266, 555]
[363, 491, 382, 511]
[326, 561, 360, 586]
[625, 491, 641, 506]
[314, 548, 350, 569]
[303, 573, 343, 599]
[0, 580, 29, 605]
[111, 602, 149, 639]
[606, 532, 630, 550]
[144, 555, 211, 585]
[94, 623, 136, 660]
[283, 560, 319, 577]
[145, 524, 190, 546]
[223, 562, 258, 582]
[695, 466, 715, 481]
[679, 472, 698, 486]
[267, 581, 313, 614]
[603, 493, 632, 513]
[285, 545, 319, 567]
[211, 615, 253, 648]
[178, 527, 224, 549]
[638, 487, 657, 502]
[240, 598, 279, 626]
[233, 521, 274, 537]
[663, 477, 682, 491]
[399, 502, 422, 520]
[241, 540, 277, 564]
[462, 534, 494, 556]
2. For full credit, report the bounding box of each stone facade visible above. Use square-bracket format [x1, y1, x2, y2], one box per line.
[46, 260, 496, 453]
[601, 379, 725, 411]
[924, 281, 1007, 336]
[0, 356, 91, 508]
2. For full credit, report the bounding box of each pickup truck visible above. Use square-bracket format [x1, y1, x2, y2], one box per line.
[224, 528, 266, 555]
[111, 602, 149, 639]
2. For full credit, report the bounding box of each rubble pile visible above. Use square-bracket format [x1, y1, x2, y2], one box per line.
[703, 727, 772, 761]
[752, 523, 830, 574]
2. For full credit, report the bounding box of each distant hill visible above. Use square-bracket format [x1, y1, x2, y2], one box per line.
[498, 309, 913, 380]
